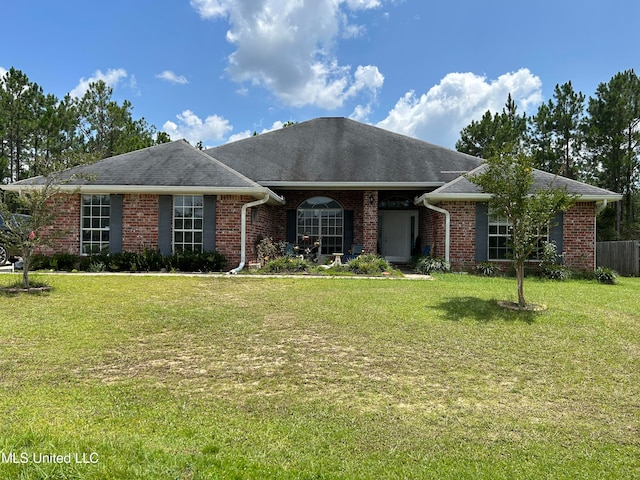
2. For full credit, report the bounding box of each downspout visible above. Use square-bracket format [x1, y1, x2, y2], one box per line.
[595, 199, 608, 215]
[422, 199, 450, 264]
[228, 193, 271, 274]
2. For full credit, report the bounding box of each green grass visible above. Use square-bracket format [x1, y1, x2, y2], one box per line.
[0, 273, 638, 479]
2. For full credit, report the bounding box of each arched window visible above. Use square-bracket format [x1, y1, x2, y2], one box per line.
[297, 196, 343, 254]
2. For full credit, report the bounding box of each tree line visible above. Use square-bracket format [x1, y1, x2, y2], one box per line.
[0, 67, 170, 184]
[456, 69, 640, 241]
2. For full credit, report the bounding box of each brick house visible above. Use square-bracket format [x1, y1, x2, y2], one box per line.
[4, 117, 621, 272]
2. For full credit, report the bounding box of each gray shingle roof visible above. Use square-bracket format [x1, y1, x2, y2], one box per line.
[420, 163, 622, 202]
[13, 140, 258, 188]
[6, 140, 284, 203]
[5, 118, 620, 206]
[205, 117, 483, 186]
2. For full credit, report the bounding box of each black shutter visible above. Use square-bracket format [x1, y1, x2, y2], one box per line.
[550, 212, 564, 261]
[203, 195, 216, 252]
[286, 210, 296, 243]
[344, 210, 354, 253]
[109, 194, 123, 253]
[158, 195, 172, 255]
[475, 202, 489, 262]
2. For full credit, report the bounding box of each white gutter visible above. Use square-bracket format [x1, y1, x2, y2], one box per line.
[228, 193, 271, 274]
[425, 193, 625, 203]
[421, 199, 450, 263]
[2, 183, 285, 201]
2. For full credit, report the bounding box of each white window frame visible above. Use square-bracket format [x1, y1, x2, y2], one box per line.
[488, 211, 549, 261]
[81, 194, 110, 255]
[173, 195, 204, 253]
[488, 215, 512, 261]
[297, 197, 344, 254]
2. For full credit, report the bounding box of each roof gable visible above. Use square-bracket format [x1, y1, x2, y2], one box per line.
[11, 140, 262, 189]
[205, 117, 483, 186]
[421, 164, 622, 202]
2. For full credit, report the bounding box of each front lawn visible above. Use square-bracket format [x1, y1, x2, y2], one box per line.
[0, 273, 638, 479]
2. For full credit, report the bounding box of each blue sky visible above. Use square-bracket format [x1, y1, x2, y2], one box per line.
[3, 0, 639, 148]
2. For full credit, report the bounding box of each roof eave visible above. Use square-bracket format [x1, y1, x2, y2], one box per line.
[415, 192, 624, 205]
[2, 184, 286, 205]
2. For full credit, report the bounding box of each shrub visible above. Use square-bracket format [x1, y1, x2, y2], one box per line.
[476, 261, 497, 276]
[542, 265, 572, 281]
[256, 236, 287, 264]
[414, 256, 450, 274]
[87, 260, 107, 273]
[538, 241, 571, 280]
[166, 250, 227, 272]
[594, 267, 618, 285]
[345, 254, 392, 275]
[29, 250, 227, 273]
[261, 257, 309, 273]
[30, 253, 52, 270]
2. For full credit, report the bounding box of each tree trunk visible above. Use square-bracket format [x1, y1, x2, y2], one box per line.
[22, 258, 29, 288]
[516, 262, 526, 307]
[22, 253, 31, 289]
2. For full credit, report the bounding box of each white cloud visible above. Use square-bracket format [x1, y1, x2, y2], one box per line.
[69, 68, 128, 98]
[190, 0, 386, 109]
[162, 109, 233, 145]
[156, 70, 189, 85]
[0, 66, 7, 79]
[227, 120, 287, 143]
[377, 68, 543, 148]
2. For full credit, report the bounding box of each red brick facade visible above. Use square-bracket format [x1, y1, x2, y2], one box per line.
[39, 192, 598, 273]
[122, 194, 159, 252]
[425, 200, 596, 272]
[38, 194, 81, 256]
[562, 202, 596, 271]
[446, 201, 477, 270]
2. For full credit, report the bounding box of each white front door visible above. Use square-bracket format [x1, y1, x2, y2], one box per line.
[379, 210, 417, 262]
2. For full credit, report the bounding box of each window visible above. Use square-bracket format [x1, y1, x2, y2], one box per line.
[297, 196, 343, 254]
[81, 195, 110, 255]
[488, 211, 549, 261]
[173, 195, 203, 252]
[488, 215, 512, 260]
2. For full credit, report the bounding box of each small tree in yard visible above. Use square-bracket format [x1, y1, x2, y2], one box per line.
[0, 175, 67, 289]
[468, 151, 577, 308]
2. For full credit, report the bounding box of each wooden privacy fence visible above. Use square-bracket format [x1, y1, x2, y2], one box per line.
[596, 240, 640, 276]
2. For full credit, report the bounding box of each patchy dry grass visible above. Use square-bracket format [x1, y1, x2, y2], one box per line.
[0, 273, 638, 479]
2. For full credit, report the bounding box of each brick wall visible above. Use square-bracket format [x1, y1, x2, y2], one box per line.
[36, 194, 81, 256]
[362, 190, 378, 254]
[37, 193, 598, 273]
[421, 201, 596, 273]
[428, 201, 476, 271]
[563, 202, 596, 271]
[246, 202, 280, 261]
[427, 204, 447, 261]
[215, 195, 249, 267]
[122, 194, 159, 252]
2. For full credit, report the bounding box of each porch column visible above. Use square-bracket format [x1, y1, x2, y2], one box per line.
[363, 190, 378, 254]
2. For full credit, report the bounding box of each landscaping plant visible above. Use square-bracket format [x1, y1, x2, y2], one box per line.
[414, 255, 451, 274]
